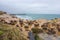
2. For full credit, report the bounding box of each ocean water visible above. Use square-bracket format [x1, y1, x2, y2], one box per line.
[16, 14, 60, 20]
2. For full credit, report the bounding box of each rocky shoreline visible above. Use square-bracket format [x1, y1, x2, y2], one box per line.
[0, 11, 60, 40]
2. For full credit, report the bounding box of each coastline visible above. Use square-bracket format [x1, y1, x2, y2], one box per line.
[0, 11, 60, 40]
[15, 14, 60, 20]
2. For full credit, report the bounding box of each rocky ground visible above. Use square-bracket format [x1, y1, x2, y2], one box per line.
[0, 11, 60, 40]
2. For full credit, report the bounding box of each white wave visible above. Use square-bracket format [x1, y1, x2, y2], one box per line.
[16, 15, 33, 20]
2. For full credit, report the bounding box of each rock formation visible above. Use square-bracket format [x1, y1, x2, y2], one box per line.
[0, 11, 60, 40]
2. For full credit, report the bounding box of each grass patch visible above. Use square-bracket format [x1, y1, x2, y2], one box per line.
[34, 34, 43, 40]
[0, 30, 4, 35]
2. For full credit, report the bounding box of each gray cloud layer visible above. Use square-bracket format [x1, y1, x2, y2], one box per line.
[0, 0, 60, 14]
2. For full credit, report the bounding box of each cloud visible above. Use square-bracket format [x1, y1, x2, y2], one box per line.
[0, 0, 60, 14]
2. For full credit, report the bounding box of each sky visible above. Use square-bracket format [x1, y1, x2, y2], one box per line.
[0, 0, 60, 14]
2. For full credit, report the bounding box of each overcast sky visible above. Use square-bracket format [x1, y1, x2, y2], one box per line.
[0, 0, 60, 14]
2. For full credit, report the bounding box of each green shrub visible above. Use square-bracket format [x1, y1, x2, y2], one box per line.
[35, 34, 43, 40]
[0, 30, 4, 35]
[32, 28, 43, 34]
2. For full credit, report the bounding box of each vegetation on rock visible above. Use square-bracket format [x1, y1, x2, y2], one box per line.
[32, 28, 43, 40]
[32, 28, 43, 34]
[0, 11, 6, 15]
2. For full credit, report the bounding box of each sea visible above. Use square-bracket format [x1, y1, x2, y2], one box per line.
[16, 14, 60, 20]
